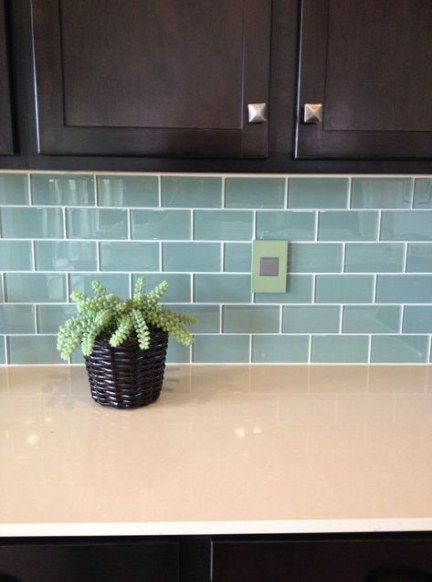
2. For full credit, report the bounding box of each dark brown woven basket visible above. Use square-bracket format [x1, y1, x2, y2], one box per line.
[84, 331, 169, 409]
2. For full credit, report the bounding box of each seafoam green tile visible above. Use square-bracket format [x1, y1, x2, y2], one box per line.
[132, 274, 191, 303]
[37, 305, 77, 334]
[31, 174, 94, 206]
[376, 275, 432, 303]
[97, 175, 158, 207]
[406, 244, 432, 272]
[100, 242, 159, 271]
[315, 275, 374, 303]
[131, 210, 190, 240]
[318, 211, 378, 241]
[255, 275, 313, 304]
[344, 243, 404, 273]
[0, 174, 28, 205]
[283, 306, 340, 333]
[5, 273, 66, 302]
[351, 178, 412, 208]
[161, 176, 222, 208]
[0, 305, 35, 334]
[0, 241, 32, 271]
[403, 306, 432, 333]
[288, 178, 348, 209]
[224, 243, 252, 272]
[413, 179, 432, 208]
[252, 335, 309, 363]
[163, 242, 220, 272]
[170, 304, 220, 333]
[257, 211, 315, 241]
[289, 243, 342, 272]
[381, 211, 432, 241]
[0, 339, 4, 364]
[193, 335, 249, 363]
[371, 335, 428, 363]
[225, 178, 285, 208]
[35, 241, 97, 271]
[8, 336, 62, 364]
[166, 342, 190, 364]
[311, 335, 369, 363]
[70, 274, 129, 299]
[66, 208, 127, 239]
[194, 210, 252, 241]
[223, 306, 279, 333]
[195, 274, 250, 303]
[1, 208, 63, 239]
[343, 306, 400, 333]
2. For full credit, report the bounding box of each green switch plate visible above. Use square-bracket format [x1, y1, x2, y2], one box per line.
[252, 240, 288, 293]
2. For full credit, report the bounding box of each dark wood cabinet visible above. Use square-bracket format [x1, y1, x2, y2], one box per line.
[0, 0, 13, 154]
[296, 0, 432, 159]
[212, 536, 432, 582]
[0, 539, 179, 582]
[30, 0, 271, 158]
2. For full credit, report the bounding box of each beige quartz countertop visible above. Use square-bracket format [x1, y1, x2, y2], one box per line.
[1, 364, 432, 537]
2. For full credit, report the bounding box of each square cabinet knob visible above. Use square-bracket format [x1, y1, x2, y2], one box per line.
[303, 103, 323, 123]
[248, 103, 267, 123]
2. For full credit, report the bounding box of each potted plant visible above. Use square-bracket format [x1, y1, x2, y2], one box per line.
[57, 278, 195, 409]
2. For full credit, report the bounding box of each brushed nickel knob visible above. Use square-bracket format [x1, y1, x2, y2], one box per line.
[248, 103, 267, 123]
[303, 103, 323, 123]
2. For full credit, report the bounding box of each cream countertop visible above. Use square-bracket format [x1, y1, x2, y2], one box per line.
[1, 364, 432, 537]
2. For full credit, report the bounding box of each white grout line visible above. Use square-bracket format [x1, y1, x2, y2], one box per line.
[157, 175, 162, 208]
[33, 305, 38, 334]
[367, 335, 372, 364]
[62, 207, 67, 239]
[95, 242, 101, 272]
[92, 173, 98, 206]
[314, 211, 319, 241]
[377, 210, 382, 241]
[30, 240, 36, 271]
[402, 242, 408, 272]
[221, 176, 226, 208]
[307, 334, 312, 363]
[372, 274, 377, 303]
[27, 174, 32, 205]
[338, 305, 343, 333]
[347, 177, 352, 209]
[190, 210, 194, 240]
[341, 242, 346, 272]
[399, 305, 405, 333]
[3, 335, 8, 365]
[127, 209, 131, 239]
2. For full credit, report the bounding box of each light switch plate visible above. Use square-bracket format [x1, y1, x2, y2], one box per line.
[252, 240, 288, 293]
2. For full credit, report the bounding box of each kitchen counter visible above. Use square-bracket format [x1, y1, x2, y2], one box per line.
[1, 364, 432, 537]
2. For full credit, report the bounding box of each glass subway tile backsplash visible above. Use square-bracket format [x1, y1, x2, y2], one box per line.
[0, 172, 431, 365]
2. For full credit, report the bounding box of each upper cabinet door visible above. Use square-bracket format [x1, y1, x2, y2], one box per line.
[0, 0, 13, 154]
[296, 0, 432, 159]
[31, 0, 271, 158]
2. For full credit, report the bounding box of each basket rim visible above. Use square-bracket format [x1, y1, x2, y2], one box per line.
[93, 330, 169, 348]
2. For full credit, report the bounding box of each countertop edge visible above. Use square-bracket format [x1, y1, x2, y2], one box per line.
[2, 518, 432, 538]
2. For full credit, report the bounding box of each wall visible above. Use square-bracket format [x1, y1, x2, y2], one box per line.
[0, 172, 431, 365]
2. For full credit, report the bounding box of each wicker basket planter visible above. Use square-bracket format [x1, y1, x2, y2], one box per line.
[84, 331, 169, 409]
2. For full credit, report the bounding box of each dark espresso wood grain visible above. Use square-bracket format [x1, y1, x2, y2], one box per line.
[31, 0, 271, 158]
[0, 0, 13, 154]
[296, 0, 432, 159]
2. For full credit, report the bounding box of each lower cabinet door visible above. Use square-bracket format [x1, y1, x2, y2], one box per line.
[0, 539, 179, 582]
[211, 537, 432, 582]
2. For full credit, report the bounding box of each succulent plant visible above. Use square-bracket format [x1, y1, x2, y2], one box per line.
[57, 278, 195, 361]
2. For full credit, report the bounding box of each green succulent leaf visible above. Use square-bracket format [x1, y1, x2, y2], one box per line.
[56, 277, 195, 361]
